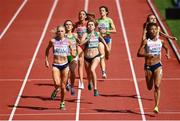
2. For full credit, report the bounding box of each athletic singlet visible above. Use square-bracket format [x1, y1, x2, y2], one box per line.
[97, 18, 111, 35]
[76, 21, 87, 39]
[65, 34, 76, 50]
[145, 38, 162, 56]
[76, 26, 87, 39]
[86, 32, 99, 48]
[53, 38, 69, 56]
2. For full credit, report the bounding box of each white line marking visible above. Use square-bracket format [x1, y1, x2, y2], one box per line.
[8, 0, 59, 121]
[75, 1, 89, 121]
[76, 83, 82, 121]
[0, 77, 179, 82]
[0, 0, 28, 39]
[115, 0, 146, 121]
[147, 0, 180, 62]
[1, 111, 180, 116]
[84, 0, 89, 12]
[2, 120, 180, 121]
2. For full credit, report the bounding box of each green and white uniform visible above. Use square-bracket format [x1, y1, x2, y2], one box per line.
[84, 32, 101, 63]
[97, 17, 112, 44]
[66, 34, 78, 63]
[86, 32, 99, 48]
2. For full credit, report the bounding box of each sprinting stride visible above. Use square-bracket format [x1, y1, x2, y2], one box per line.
[79, 20, 109, 96]
[97, 6, 116, 79]
[64, 20, 78, 96]
[137, 23, 170, 113]
[45, 25, 76, 110]
[74, 10, 95, 89]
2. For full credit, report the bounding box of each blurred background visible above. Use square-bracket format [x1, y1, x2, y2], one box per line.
[153, 0, 180, 45]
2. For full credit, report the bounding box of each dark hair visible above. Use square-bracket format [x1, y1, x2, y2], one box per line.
[146, 22, 158, 38]
[143, 14, 156, 29]
[146, 14, 154, 22]
[146, 13, 154, 22]
[78, 10, 95, 21]
[63, 20, 75, 32]
[86, 20, 98, 33]
[99, 6, 109, 15]
[75, 10, 96, 28]
[147, 22, 158, 31]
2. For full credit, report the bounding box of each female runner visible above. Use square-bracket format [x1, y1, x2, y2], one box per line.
[45, 25, 75, 109]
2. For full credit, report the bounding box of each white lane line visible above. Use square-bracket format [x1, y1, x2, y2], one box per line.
[147, 0, 180, 62]
[1, 111, 180, 116]
[2, 120, 180, 121]
[0, 0, 28, 39]
[3, 120, 180, 121]
[0, 77, 179, 82]
[8, 0, 59, 121]
[76, 82, 82, 121]
[75, 1, 89, 120]
[115, 0, 146, 121]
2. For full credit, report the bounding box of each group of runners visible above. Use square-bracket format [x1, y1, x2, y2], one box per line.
[45, 6, 116, 110]
[45, 5, 177, 113]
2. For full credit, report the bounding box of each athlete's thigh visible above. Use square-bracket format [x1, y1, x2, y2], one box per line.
[107, 41, 112, 51]
[153, 67, 162, 86]
[70, 60, 77, 72]
[77, 46, 84, 58]
[98, 42, 105, 55]
[61, 67, 69, 84]
[91, 57, 100, 70]
[145, 69, 153, 79]
[52, 67, 61, 82]
[84, 60, 90, 71]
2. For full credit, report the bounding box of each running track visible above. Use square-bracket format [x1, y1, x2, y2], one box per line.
[0, 0, 180, 120]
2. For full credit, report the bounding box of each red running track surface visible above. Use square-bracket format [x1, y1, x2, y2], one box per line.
[0, 0, 180, 120]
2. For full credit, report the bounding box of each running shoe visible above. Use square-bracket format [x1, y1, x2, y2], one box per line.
[94, 89, 99, 96]
[71, 87, 75, 96]
[102, 71, 107, 79]
[60, 101, 65, 110]
[51, 89, 58, 100]
[88, 82, 92, 90]
[78, 80, 84, 89]
[153, 106, 159, 113]
[66, 80, 71, 91]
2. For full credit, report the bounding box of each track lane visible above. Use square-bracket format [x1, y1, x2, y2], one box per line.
[120, 0, 180, 120]
[0, 0, 54, 120]
[1, 0, 180, 120]
[0, 0, 23, 34]
[78, 0, 143, 120]
[13, 0, 85, 120]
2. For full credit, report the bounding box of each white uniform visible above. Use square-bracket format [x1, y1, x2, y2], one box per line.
[146, 38, 162, 56]
[53, 38, 69, 56]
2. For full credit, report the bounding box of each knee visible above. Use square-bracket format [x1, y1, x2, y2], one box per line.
[79, 59, 84, 65]
[154, 84, 160, 91]
[90, 67, 95, 74]
[61, 82, 66, 89]
[54, 80, 60, 87]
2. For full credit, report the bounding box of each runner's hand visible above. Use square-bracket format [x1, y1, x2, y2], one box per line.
[45, 60, 50, 68]
[165, 53, 170, 59]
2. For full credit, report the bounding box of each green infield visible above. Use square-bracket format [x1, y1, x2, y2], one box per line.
[154, 0, 180, 45]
